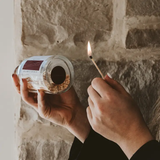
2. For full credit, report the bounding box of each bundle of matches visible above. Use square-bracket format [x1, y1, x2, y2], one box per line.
[87, 41, 105, 79]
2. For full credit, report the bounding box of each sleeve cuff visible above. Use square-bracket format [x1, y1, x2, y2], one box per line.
[131, 140, 160, 160]
[68, 137, 83, 160]
[69, 129, 127, 160]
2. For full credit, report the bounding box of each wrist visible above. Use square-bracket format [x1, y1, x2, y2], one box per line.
[66, 104, 91, 143]
[119, 124, 154, 159]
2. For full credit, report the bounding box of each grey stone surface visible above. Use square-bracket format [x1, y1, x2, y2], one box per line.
[126, 29, 160, 49]
[127, 0, 160, 16]
[19, 140, 71, 160]
[21, 0, 112, 58]
[18, 102, 74, 160]
[149, 97, 160, 140]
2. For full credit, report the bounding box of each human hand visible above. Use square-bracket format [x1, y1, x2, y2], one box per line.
[12, 74, 90, 142]
[87, 75, 153, 158]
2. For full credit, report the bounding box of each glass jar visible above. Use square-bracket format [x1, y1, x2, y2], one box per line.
[14, 55, 74, 94]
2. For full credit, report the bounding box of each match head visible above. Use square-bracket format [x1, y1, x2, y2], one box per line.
[89, 56, 93, 59]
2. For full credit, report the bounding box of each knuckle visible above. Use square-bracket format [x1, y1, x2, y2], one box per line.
[91, 78, 101, 87]
[95, 101, 107, 114]
[104, 93, 113, 102]
[95, 104, 101, 113]
[94, 98, 102, 106]
[87, 97, 90, 103]
[96, 106, 104, 115]
[87, 85, 92, 93]
[39, 112, 44, 118]
[95, 98, 102, 105]
[21, 95, 28, 102]
[38, 109, 45, 118]
[106, 94, 112, 100]
[97, 104, 103, 112]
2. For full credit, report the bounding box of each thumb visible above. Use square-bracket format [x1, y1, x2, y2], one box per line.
[104, 73, 129, 96]
[37, 90, 46, 117]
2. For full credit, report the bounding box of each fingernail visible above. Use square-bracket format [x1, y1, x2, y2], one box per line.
[12, 74, 15, 78]
[107, 73, 112, 79]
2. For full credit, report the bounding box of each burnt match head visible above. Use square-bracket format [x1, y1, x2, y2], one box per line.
[89, 56, 93, 59]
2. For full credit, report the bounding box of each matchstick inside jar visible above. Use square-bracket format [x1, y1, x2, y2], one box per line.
[43, 66, 71, 94]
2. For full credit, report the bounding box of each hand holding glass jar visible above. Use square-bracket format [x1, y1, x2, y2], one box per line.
[12, 55, 91, 142]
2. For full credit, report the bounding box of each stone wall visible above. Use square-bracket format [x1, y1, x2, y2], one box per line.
[14, 0, 160, 159]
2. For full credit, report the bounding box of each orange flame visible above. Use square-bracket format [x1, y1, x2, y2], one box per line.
[87, 41, 92, 57]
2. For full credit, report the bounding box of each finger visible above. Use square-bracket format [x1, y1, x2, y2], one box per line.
[12, 74, 20, 94]
[104, 74, 129, 96]
[88, 97, 94, 108]
[91, 77, 114, 98]
[37, 90, 45, 109]
[21, 78, 38, 109]
[87, 85, 101, 103]
[21, 79, 29, 101]
[29, 92, 38, 103]
[86, 107, 93, 124]
[33, 93, 38, 99]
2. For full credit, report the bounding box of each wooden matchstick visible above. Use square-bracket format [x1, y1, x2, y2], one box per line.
[89, 56, 105, 79]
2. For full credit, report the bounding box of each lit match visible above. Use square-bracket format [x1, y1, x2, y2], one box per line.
[87, 41, 105, 79]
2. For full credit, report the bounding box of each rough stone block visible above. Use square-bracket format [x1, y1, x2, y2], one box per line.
[127, 0, 160, 16]
[21, 0, 112, 50]
[126, 29, 160, 49]
[19, 140, 71, 160]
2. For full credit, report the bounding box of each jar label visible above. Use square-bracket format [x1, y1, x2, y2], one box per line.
[23, 60, 43, 71]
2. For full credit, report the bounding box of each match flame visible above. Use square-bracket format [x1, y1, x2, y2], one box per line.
[87, 41, 92, 57]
